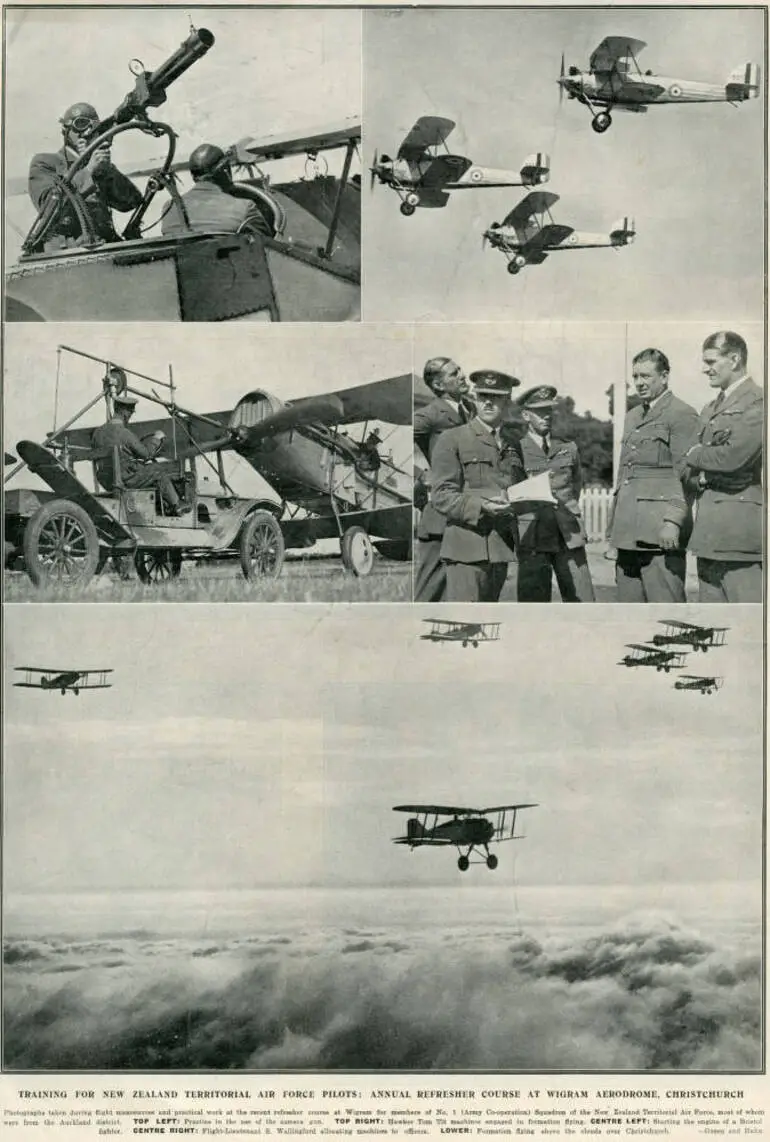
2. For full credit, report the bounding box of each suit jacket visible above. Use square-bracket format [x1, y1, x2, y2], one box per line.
[414, 396, 467, 540]
[28, 148, 142, 249]
[432, 419, 526, 563]
[685, 376, 763, 561]
[517, 434, 586, 553]
[609, 390, 698, 551]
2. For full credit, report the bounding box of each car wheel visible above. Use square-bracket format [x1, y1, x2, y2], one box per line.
[23, 499, 99, 587]
[240, 510, 285, 580]
[135, 549, 183, 584]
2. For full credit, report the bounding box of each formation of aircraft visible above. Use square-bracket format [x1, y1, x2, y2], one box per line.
[618, 621, 728, 695]
[14, 667, 113, 695]
[370, 116, 550, 216]
[483, 191, 635, 275]
[393, 803, 537, 872]
[558, 35, 760, 134]
[421, 619, 501, 648]
[651, 619, 729, 652]
[674, 675, 723, 695]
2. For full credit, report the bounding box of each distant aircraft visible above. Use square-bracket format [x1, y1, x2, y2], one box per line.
[483, 191, 635, 275]
[14, 667, 113, 695]
[674, 674, 723, 695]
[617, 644, 686, 673]
[651, 619, 729, 653]
[421, 619, 500, 648]
[558, 36, 760, 133]
[393, 803, 537, 872]
[371, 115, 550, 216]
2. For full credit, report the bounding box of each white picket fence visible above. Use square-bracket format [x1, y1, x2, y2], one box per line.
[580, 486, 613, 542]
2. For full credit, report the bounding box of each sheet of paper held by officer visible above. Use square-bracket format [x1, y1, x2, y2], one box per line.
[1, 2, 766, 1142]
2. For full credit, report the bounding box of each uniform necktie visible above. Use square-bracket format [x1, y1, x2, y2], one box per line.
[641, 401, 651, 415]
[541, 433, 550, 453]
[713, 390, 725, 410]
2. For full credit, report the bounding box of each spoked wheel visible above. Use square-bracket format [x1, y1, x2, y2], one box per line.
[23, 499, 99, 587]
[592, 112, 612, 133]
[458, 855, 470, 872]
[240, 510, 285, 580]
[486, 854, 498, 870]
[135, 549, 183, 584]
[341, 526, 375, 577]
[400, 202, 416, 216]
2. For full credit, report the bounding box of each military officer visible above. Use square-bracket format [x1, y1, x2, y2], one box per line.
[431, 370, 526, 602]
[514, 385, 595, 603]
[683, 331, 763, 603]
[413, 358, 476, 602]
[161, 143, 277, 239]
[609, 348, 699, 602]
[93, 390, 188, 516]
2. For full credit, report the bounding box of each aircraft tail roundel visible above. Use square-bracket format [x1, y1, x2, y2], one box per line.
[726, 63, 760, 100]
[610, 216, 636, 245]
[520, 153, 551, 187]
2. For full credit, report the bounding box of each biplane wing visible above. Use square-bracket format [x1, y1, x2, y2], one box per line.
[627, 643, 659, 652]
[234, 119, 361, 163]
[520, 223, 575, 261]
[501, 191, 561, 239]
[589, 36, 648, 75]
[481, 803, 538, 813]
[393, 803, 477, 816]
[421, 154, 474, 187]
[396, 116, 456, 161]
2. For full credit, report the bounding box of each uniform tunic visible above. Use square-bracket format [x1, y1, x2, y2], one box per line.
[92, 417, 179, 507]
[28, 148, 142, 250]
[161, 181, 274, 238]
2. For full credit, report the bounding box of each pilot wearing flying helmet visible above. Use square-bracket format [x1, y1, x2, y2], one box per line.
[28, 102, 143, 250]
[161, 143, 277, 239]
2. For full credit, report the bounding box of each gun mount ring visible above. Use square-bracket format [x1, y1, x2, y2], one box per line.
[129, 58, 145, 76]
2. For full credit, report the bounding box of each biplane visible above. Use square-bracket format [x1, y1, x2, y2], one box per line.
[483, 192, 635, 275]
[5, 25, 361, 322]
[393, 803, 537, 872]
[5, 346, 412, 586]
[558, 36, 760, 133]
[674, 674, 723, 695]
[370, 116, 550, 216]
[420, 619, 501, 648]
[14, 667, 113, 695]
[618, 644, 687, 672]
[651, 619, 728, 652]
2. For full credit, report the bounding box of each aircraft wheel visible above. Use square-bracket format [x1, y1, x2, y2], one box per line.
[240, 510, 285, 580]
[61, 689, 66, 696]
[458, 855, 470, 872]
[486, 854, 498, 870]
[341, 526, 375, 577]
[592, 113, 612, 134]
[664, 666, 670, 673]
[74, 688, 80, 696]
[135, 548, 183, 584]
[23, 498, 100, 588]
[406, 193, 420, 207]
[400, 202, 416, 217]
[463, 640, 468, 648]
[506, 262, 520, 275]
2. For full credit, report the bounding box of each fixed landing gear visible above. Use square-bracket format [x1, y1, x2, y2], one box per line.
[591, 112, 612, 133]
[400, 202, 416, 217]
[507, 254, 526, 275]
[457, 847, 499, 871]
[458, 855, 470, 872]
[341, 525, 374, 577]
[486, 854, 498, 870]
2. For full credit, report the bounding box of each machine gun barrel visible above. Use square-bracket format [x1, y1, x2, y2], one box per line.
[142, 27, 215, 106]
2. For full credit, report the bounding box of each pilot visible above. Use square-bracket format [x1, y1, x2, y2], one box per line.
[413, 357, 476, 602]
[161, 143, 277, 239]
[431, 370, 526, 603]
[92, 388, 188, 516]
[360, 428, 383, 473]
[514, 385, 594, 603]
[28, 102, 143, 250]
[683, 331, 763, 603]
[608, 348, 698, 602]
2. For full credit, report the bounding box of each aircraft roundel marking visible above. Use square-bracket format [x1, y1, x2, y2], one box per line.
[668, 84, 683, 97]
[469, 168, 484, 182]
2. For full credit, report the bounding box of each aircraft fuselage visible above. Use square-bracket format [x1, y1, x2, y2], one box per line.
[563, 71, 752, 107]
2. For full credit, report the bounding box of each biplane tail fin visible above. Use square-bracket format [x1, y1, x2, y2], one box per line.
[406, 817, 426, 842]
[726, 63, 760, 101]
[610, 216, 636, 246]
[519, 153, 550, 187]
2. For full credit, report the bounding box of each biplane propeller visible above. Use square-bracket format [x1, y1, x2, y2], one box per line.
[420, 619, 501, 648]
[371, 115, 550, 216]
[483, 191, 635, 275]
[651, 619, 729, 652]
[674, 674, 723, 695]
[617, 644, 687, 672]
[14, 667, 113, 695]
[557, 35, 760, 134]
[393, 803, 537, 872]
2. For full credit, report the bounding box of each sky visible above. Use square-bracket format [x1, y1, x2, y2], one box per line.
[4, 603, 762, 894]
[3, 322, 414, 498]
[4, 8, 362, 260]
[362, 7, 765, 322]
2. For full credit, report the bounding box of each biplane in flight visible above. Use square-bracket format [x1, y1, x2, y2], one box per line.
[651, 619, 728, 653]
[5, 24, 361, 322]
[5, 346, 412, 585]
[557, 36, 760, 133]
[674, 674, 723, 696]
[14, 667, 113, 695]
[420, 619, 500, 648]
[618, 644, 686, 672]
[393, 803, 537, 872]
[483, 192, 635, 275]
[370, 116, 550, 216]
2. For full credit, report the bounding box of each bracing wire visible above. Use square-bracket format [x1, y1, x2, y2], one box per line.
[52, 347, 62, 435]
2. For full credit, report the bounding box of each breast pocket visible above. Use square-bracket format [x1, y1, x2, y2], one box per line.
[634, 428, 671, 466]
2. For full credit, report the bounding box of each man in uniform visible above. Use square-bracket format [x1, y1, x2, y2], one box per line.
[514, 385, 594, 602]
[683, 331, 763, 603]
[431, 370, 526, 603]
[609, 348, 698, 602]
[413, 358, 476, 602]
[161, 143, 276, 239]
[92, 389, 188, 516]
[29, 103, 143, 251]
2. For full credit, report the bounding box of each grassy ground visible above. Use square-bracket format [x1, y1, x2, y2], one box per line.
[4, 556, 412, 604]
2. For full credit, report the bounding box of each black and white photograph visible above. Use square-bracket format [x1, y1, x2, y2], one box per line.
[363, 8, 764, 322]
[3, 603, 761, 1071]
[5, 8, 361, 322]
[4, 324, 414, 602]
